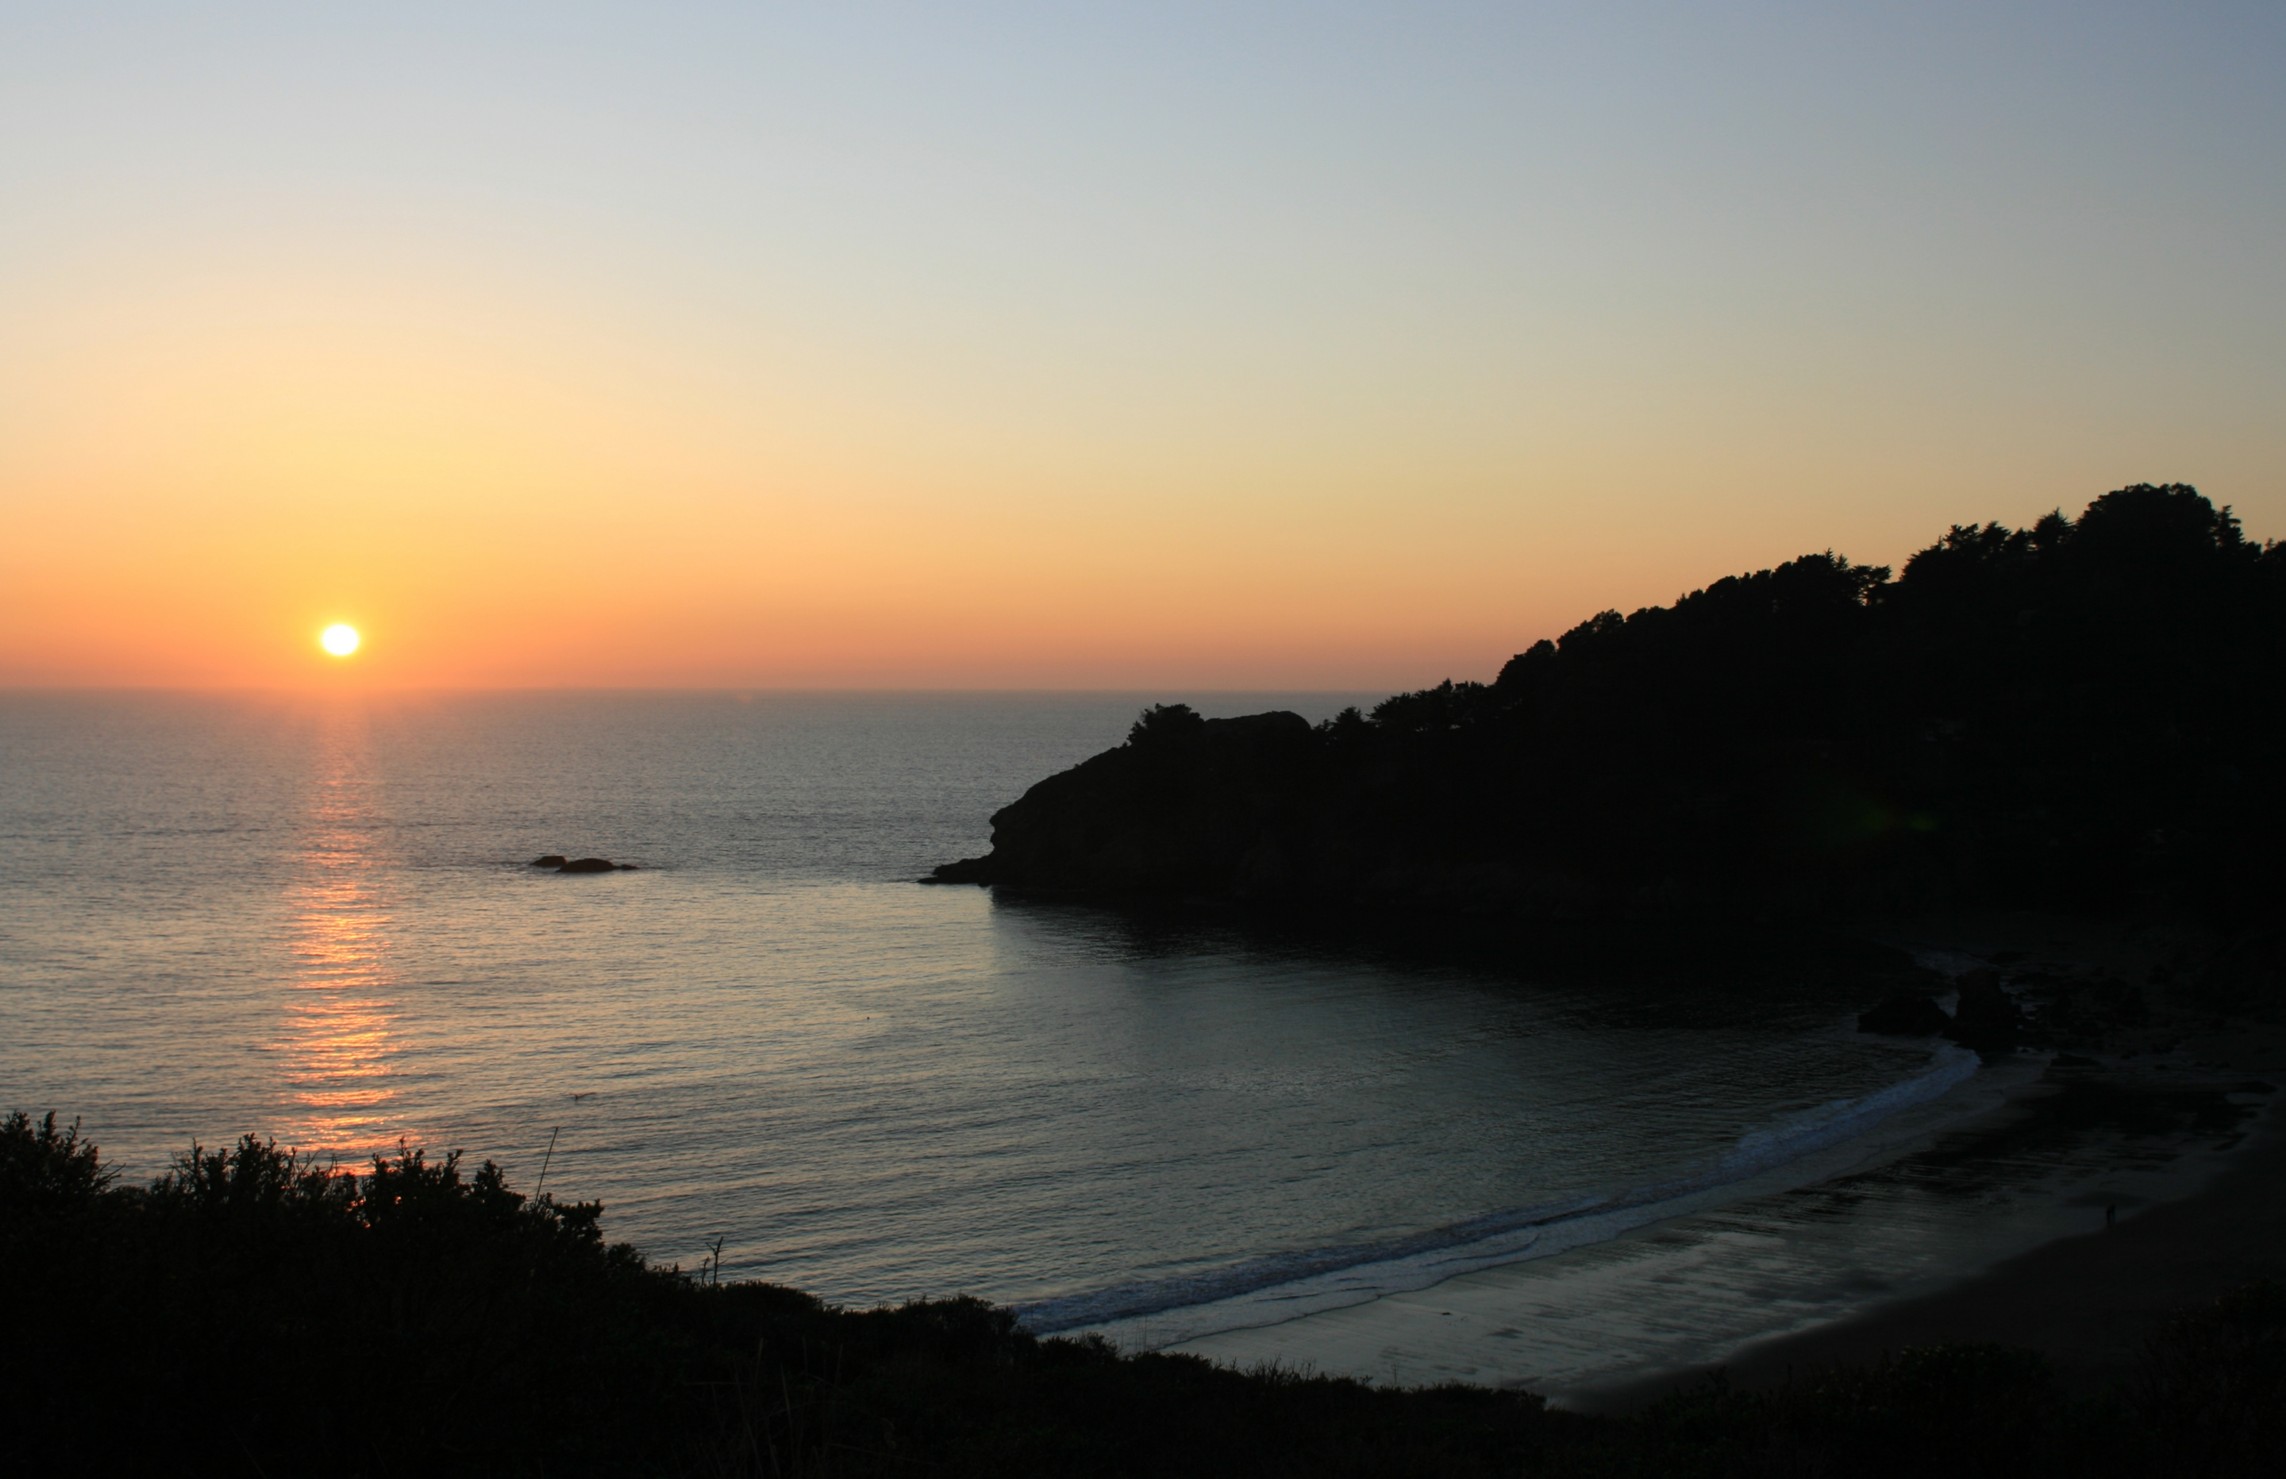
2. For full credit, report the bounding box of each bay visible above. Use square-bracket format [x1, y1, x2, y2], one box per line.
[0, 691, 1946, 1330]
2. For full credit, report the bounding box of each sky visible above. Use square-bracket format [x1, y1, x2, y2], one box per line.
[3, 2, 2281, 690]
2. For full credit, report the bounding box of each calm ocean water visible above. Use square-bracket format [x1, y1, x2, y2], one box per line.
[0, 692, 1962, 1339]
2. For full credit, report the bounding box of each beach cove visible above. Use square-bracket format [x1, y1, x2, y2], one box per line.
[1106, 923, 2286, 1404]
[6, 694, 2282, 1472]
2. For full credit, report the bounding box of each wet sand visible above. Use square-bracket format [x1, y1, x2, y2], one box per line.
[1598, 993, 2286, 1406]
[1149, 1060, 2278, 1404]
[1610, 1108, 2286, 1404]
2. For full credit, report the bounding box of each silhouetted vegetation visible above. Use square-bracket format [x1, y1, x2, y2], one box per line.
[1128, 701, 1207, 746]
[935, 485, 2285, 934]
[4, 1111, 2281, 1476]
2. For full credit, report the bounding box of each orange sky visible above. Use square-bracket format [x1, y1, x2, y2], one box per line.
[4, 7, 2279, 691]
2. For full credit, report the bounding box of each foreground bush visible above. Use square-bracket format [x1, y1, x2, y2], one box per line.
[3, 1111, 2278, 1476]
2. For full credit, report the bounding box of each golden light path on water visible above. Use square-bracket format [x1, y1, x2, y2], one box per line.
[273, 707, 408, 1160]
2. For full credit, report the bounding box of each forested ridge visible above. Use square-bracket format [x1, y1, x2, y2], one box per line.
[935, 484, 2284, 923]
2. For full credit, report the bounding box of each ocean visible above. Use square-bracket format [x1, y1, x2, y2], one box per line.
[1, 691, 2178, 1384]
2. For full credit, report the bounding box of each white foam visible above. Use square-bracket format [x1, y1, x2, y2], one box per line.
[1026, 1039, 1988, 1344]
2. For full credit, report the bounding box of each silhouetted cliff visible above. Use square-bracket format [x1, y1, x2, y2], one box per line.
[932, 485, 2284, 923]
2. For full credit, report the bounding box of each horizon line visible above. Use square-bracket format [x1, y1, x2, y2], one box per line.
[0, 683, 1403, 697]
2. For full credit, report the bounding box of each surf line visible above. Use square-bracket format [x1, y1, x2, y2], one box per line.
[1017, 1043, 1982, 1338]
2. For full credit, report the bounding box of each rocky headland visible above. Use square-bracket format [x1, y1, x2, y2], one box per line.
[930, 485, 2284, 938]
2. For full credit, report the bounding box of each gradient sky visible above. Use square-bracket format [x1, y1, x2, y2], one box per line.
[3, 2, 2281, 689]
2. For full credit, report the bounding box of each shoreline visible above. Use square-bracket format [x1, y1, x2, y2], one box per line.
[1142, 1055, 2276, 1402]
[1044, 1032, 1995, 1345]
[1586, 989, 2286, 1408]
[1130, 939, 2283, 1404]
[1589, 1103, 2286, 1408]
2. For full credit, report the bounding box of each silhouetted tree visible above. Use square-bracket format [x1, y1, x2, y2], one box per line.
[1128, 703, 1206, 747]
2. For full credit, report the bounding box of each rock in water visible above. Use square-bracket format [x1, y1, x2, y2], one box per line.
[533, 855, 568, 868]
[558, 857, 620, 873]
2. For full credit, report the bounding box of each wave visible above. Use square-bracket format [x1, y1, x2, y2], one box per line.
[1014, 1041, 1981, 1337]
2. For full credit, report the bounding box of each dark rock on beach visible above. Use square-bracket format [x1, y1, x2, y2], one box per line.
[1950, 969, 2026, 1051]
[1858, 993, 1954, 1037]
[1857, 969, 2027, 1050]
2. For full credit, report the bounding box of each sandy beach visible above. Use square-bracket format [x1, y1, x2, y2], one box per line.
[1150, 1057, 2278, 1405]
[1618, 1104, 2286, 1403]
[1603, 989, 2286, 1404]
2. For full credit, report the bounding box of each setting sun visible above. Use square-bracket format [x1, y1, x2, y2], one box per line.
[320, 624, 361, 658]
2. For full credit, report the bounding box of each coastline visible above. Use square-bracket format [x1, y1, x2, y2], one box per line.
[1136, 1050, 2276, 1402]
[1596, 1101, 2286, 1408]
[1089, 898, 2286, 1404]
[1588, 999, 2286, 1407]
[1032, 1031, 1992, 1344]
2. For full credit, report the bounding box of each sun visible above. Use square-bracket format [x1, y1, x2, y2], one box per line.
[320, 623, 361, 658]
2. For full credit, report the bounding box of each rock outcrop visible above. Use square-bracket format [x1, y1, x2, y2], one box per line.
[1950, 968, 2024, 1051]
[929, 710, 1324, 899]
[1857, 969, 2024, 1051]
[533, 855, 637, 873]
[1856, 993, 1953, 1037]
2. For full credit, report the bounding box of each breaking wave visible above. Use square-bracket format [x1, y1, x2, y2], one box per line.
[1016, 1040, 1980, 1337]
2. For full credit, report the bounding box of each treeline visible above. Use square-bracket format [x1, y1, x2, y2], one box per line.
[940, 484, 2284, 925]
[4, 1110, 2281, 1477]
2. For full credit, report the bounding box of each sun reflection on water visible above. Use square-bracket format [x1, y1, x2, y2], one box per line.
[273, 710, 412, 1159]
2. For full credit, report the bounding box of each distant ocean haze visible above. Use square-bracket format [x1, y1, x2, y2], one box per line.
[1, 691, 1947, 1324]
